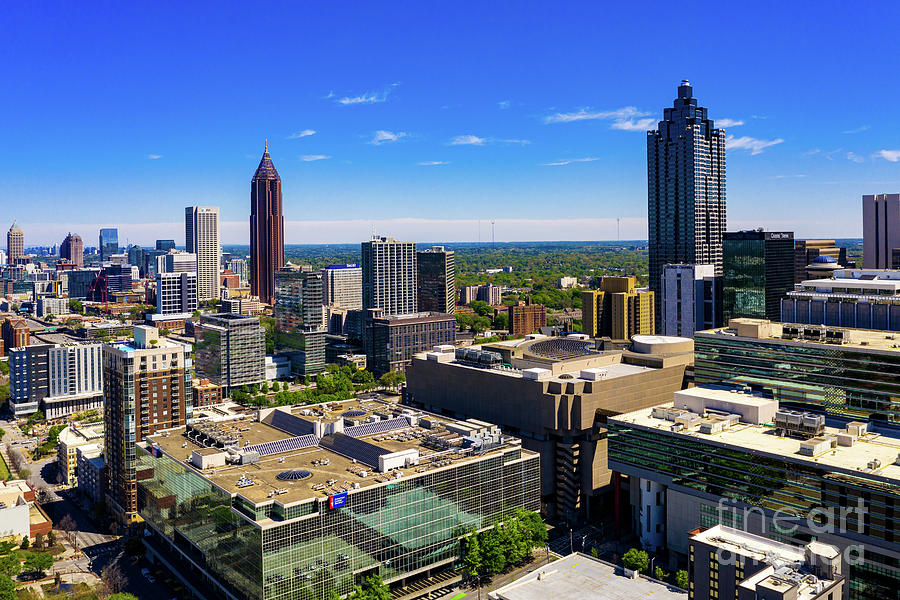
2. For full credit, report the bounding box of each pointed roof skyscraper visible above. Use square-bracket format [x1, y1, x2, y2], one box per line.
[253, 141, 281, 182]
[250, 142, 284, 305]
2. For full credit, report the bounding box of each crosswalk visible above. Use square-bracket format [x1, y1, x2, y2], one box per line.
[390, 568, 462, 599]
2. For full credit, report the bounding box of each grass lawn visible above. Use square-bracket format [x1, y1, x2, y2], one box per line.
[0, 453, 10, 480]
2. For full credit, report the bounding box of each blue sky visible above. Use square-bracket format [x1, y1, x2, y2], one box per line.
[3, 1, 900, 245]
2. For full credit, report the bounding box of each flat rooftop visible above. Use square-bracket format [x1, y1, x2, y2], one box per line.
[697, 318, 900, 353]
[147, 397, 526, 512]
[611, 402, 900, 484]
[488, 553, 686, 600]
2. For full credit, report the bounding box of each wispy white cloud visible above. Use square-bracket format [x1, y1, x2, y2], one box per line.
[542, 157, 600, 166]
[843, 125, 870, 134]
[773, 174, 807, 179]
[369, 130, 407, 145]
[716, 118, 744, 128]
[876, 150, 900, 162]
[147, 154, 162, 160]
[498, 100, 510, 109]
[335, 83, 399, 106]
[803, 149, 821, 156]
[610, 118, 656, 131]
[846, 151, 864, 163]
[301, 155, 331, 162]
[449, 135, 487, 146]
[417, 161, 449, 166]
[824, 148, 843, 160]
[498, 138, 531, 145]
[545, 106, 656, 132]
[288, 129, 316, 139]
[725, 135, 784, 155]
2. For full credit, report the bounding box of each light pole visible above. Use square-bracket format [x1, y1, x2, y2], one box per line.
[569, 529, 573, 555]
[650, 556, 656, 578]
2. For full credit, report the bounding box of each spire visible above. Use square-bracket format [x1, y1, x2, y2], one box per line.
[252, 142, 280, 182]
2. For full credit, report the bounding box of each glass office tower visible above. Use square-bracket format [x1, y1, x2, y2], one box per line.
[722, 230, 794, 322]
[99, 228, 118, 261]
[274, 267, 326, 375]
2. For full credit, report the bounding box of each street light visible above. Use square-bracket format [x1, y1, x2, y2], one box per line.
[650, 556, 656, 578]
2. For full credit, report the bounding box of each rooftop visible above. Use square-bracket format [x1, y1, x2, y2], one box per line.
[487, 553, 686, 600]
[697, 318, 900, 352]
[147, 397, 526, 512]
[611, 393, 900, 485]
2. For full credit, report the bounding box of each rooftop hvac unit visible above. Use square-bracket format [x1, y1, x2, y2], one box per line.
[775, 410, 825, 439]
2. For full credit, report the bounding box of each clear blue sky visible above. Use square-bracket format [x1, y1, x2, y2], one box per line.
[3, 1, 899, 245]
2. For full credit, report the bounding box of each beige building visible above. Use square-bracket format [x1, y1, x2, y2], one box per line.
[57, 422, 104, 486]
[404, 334, 693, 520]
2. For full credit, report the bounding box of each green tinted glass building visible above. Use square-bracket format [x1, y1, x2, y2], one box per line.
[722, 230, 794, 322]
[695, 319, 900, 423]
[274, 266, 326, 375]
[137, 400, 540, 600]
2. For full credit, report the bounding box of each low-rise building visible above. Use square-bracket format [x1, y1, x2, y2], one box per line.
[0, 480, 52, 540]
[138, 398, 539, 600]
[364, 310, 456, 374]
[76, 445, 105, 505]
[36, 297, 70, 319]
[56, 423, 104, 486]
[192, 378, 224, 408]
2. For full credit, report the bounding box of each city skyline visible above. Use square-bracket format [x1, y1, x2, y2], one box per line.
[3, 2, 900, 244]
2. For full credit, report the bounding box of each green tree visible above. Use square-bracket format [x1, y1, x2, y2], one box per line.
[23, 551, 52, 576]
[492, 311, 509, 330]
[46, 531, 55, 547]
[0, 574, 15, 600]
[19, 537, 28, 550]
[480, 527, 507, 575]
[109, 594, 140, 600]
[359, 574, 389, 600]
[33, 533, 43, 550]
[469, 300, 492, 317]
[473, 316, 492, 333]
[271, 381, 280, 392]
[675, 569, 689, 590]
[351, 369, 374, 384]
[622, 548, 649, 573]
[325, 591, 341, 600]
[68, 299, 83, 314]
[260, 381, 269, 393]
[455, 313, 474, 331]
[0, 361, 8, 375]
[654, 566, 669, 581]
[0, 555, 20, 578]
[590, 547, 600, 558]
[462, 531, 483, 579]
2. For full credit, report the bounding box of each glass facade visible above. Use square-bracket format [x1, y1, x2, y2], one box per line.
[608, 422, 900, 600]
[274, 269, 326, 375]
[195, 314, 266, 393]
[137, 444, 539, 600]
[100, 228, 118, 261]
[722, 231, 794, 322]
[694, 333, 900, 423]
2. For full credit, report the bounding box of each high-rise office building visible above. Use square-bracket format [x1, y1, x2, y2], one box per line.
[159, 250, 197, 274]
[722, 230, 794, 322]
[274, 266, 326, 375]
[104, 326, 192, 523]
[155, 239, 176, 252]
[7, 220, 24, 265]
[9, 342, 104, 419]
[127, 245, 145, 275]
[99, 228, 118, 261]
[417, 246, 455, 314]
[361, 236, 417, 315]
[60, 232, 84, 268]
[194, 314, 266, 394]
[660, 264, 719, 337]
[648, 80, 726, 326]
[582, 276, 655, 339]
[185, 206, 221, 302]
[862, 193, 900, 269]
[155, 272, 198, 315]
[322, 263, 362, 309]
[250, 143, 284, 305]
[794, 240, 847, 283]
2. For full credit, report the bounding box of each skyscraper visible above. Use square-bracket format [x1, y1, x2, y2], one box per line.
[322, 264, 362, 309]
[7, 220, 23, 265]
[660, 263, 719, 337]
[862, 193, 900, 269]
[274, 266, 326, 375]
[185, 206, 221, 301]
[155, 239, 176, 252]
[361, 236, 417, 315]
[722, 230, 794, 322]
[194, 314, 266, 394]
[417, 246, 456, 314]
[104, 326, 192, 523]
[250, 142, 284, 305]
[99, 228, 118, 261]
[60, 232, 84, 268]
[648, 80, 726, 325]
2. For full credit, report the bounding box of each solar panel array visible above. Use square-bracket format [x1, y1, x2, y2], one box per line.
[344, 416, 410, 438]
[244, 434, 320, 456]
[318, 433, 389, 468]
[263, 410, 316, 437]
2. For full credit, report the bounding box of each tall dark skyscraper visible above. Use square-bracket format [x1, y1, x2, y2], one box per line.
[99, 228, 118, 261]
[417, 245, 455, 314]
[647, 80, 726, 325]
[250, 142, 284, 305]
[60, 232, 84, 267]
[722, 230, 794, 322]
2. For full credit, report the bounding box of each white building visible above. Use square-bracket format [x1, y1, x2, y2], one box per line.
[0, 481, 40, 541]
[37, 296, 70, 318]
[322, 263, 362, 309]
[557, 276, 578, 289]
[10, 342, 105, 419]
[660, 263, 719, 337]
[57, 423, 104, 486]
[156, 271, 198, 315]
[158, 250, 197, 274]
[185, 206, 221, 302]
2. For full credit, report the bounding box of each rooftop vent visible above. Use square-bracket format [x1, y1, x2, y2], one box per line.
[276, 470, 313, 481]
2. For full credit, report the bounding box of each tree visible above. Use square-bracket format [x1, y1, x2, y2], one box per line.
[58, 514, 77, 548]
[0, 574, 15, 600]
[46, 531, 55, 547]
[351, 369, 374, 384]
[68, 299, 83, 314]
[19, 537, 28, 550]
[654, 566, 669, 582]
[675, 569, 689, 590]
[473, 316, 492, 333]
[463, 531, 483, 580]
[101, 560, 128, 595]
[33, 533, 43, 550]
[622, 548, 649, 573]
[479, 527, 507, 575]
[159, 328, 171, 337]
[108, 594, 139, 600]
[23, 551, 52, 577]
[260, 381, 269, 393]
[325, 590, 341, 600]
[590, 547, 600, 559]
[0, 555, 20, 578]
[271, 381, 280, 392]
